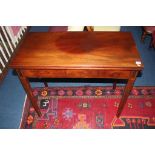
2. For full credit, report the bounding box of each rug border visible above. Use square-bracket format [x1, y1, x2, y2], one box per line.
[29, 86, 155, 89]
[20, 86, 155, 129]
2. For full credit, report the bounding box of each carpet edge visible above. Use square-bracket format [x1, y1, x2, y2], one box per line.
[19, 95, 28, 129]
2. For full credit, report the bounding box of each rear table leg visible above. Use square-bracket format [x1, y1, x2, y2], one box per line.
[113, 80, 117, 90]
[43, 81, 48, 88]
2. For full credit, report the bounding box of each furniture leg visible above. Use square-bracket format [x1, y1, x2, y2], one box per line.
[116, 71, 138, 117]
[141, 30, 147, 42]
[43, 81, 48, 87]
[16, 70, 42, 117]
[149, 36, 154, 48]
[113, 80, 117, 90]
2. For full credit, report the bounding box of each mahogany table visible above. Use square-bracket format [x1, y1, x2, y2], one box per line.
[10, 32, 144, 117]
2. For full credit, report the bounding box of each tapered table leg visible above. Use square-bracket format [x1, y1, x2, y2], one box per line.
[43, 81, 48, 88]
[16, 70, 42, 117]
[113, 80, 117, 90]
[116, 71, 138, 118]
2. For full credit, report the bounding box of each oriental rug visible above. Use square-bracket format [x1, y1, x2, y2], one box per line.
[20, 86, 155, 129]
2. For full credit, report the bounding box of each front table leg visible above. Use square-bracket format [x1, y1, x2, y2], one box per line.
[16, 70, 42, 117]
[116, 71, 138, 118]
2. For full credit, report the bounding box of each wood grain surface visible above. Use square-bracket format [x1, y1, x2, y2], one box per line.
[10, 32, 143, 70]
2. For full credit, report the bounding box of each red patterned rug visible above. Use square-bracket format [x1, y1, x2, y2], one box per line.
[20, 86, 155, 129]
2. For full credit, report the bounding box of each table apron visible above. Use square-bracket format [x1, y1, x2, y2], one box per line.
[20, 69, 132, 79]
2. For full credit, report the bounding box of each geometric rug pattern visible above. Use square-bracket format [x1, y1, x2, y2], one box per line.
[20, 86, 155, 129]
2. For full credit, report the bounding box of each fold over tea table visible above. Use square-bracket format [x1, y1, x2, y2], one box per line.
[10, 32, 144, 117]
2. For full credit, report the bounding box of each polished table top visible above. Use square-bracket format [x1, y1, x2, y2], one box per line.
[9, 32, 144, 118]
[10, 32, 143, 70]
